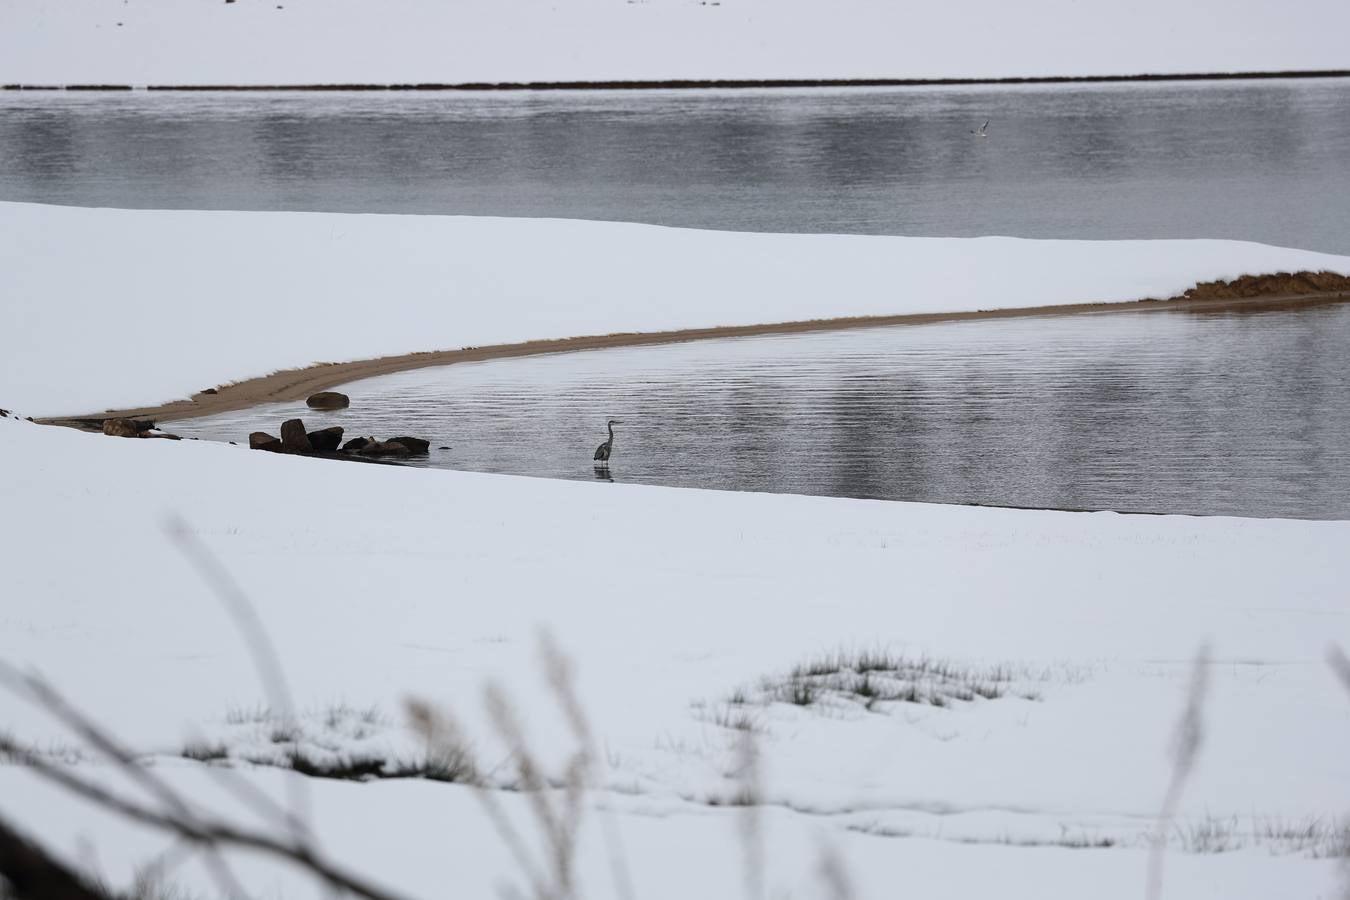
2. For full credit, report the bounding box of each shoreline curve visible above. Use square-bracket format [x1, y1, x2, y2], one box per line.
[40, 284, 1350, 432]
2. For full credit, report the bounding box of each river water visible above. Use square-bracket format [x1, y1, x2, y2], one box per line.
[9, 81, 1347, 515]
[168, 300, 1350, 519]
[2, 79, 1349, 252]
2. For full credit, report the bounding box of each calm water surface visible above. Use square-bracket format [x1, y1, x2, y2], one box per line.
[170, 302, 1350, 519]
[3, 80, 1349, 251]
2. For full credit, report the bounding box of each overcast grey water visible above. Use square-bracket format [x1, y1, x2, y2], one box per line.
[2, 79, 1349, 252]
[169, 301, 1350, 519]
[9, 80, 1347, 515]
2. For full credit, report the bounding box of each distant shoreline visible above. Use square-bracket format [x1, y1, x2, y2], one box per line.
[39, 285, 1350, 432]
[4, 68, 1349, 93]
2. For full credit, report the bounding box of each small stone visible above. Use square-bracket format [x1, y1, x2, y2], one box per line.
[358, 440, 411, 458]
[386, 436, 430, 455]
[307, 426, 344, 452]
[201, 388, 218, 395]
[306, 391, 350, 410]
[249, 432, 282, 451]
[280, 418, 311, 451]
[341, 436, 372, 452]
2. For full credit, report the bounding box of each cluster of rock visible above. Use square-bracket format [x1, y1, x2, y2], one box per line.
[249, 418, 429, 459]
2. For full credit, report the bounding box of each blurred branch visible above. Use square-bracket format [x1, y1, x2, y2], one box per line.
[735, 731, 764, 900]
[1145, 644, 1211, 900]
[0, 665, 247, 900]
[539, 633, 635, 900]
[0, 686, 412, 900]
[163, 515, 313, 847]
[1328, 645, 1350, 699]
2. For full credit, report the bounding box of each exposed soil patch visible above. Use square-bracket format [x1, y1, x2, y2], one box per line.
[1160, 270, 1350, 302]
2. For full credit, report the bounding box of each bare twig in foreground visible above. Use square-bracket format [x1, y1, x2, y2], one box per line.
[816, 842, 856, 900]
[1328, 646, 1350, 700]
[163, 516, 313, 849]
[538, 632, 636, 900]
[408, 632, 636, 900]
[0, 665, 248, 900]
[735, 731, 764, 900]
[0, 686, 413, 900]
[1145, 644, 1211, 900]
[1328, 646, 1350, 900]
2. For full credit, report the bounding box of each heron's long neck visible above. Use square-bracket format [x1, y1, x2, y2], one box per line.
[607, 423, 615, 442]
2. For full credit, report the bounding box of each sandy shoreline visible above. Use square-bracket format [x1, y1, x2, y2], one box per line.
[39, 288, 1348, 431]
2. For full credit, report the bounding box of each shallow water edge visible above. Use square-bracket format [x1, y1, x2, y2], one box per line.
[42, 287, 1350, 430]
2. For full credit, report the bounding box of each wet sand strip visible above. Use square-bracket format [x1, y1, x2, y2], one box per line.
[41, 287, 1349, 432]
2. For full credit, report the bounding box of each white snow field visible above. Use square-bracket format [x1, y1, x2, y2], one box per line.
[1, 0, 1348, 86]
[4, 201, 1350, 417]
[1, 200, 1349, 896]
[1, 413, 1348, 898]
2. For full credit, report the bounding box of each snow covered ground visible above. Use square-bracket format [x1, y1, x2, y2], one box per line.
[2, 0, 1348, 86]
[2, 413, 1348, 898]
[1, 200, 1348, 896]
[4, 201, 1350, 417]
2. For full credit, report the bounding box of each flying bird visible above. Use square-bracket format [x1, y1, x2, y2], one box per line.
[593, 419, 623, 463]
[969, 119, 990, 138]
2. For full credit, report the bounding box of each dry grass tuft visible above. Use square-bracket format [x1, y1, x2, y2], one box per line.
[728, 649, 1044, 715]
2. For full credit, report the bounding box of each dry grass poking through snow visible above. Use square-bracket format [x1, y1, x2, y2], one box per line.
[1173, 815, 1350, 858]
[845, 815, 1350, 857]
[719, 649, 1049, 716]
[180, 701, 477, 784]
[1, 640, 1349, 900]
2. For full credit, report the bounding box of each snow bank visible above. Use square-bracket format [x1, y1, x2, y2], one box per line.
[1, 413, 1348, 896]
[4, 201, 1348, 416]
[1, 0, 1347, 86]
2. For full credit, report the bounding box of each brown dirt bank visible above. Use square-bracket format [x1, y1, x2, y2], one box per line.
[41, 272, 1350, 432]
[1174, 270, 1350, 301]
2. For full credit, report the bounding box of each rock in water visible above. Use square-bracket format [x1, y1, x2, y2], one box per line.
[249, 432, 282, 451]
[307, 426, 344, 452]
[341, 436, 372, 452]
[358, 441, 412, 458]
[306, 391, 350, 410]
[386, 436, 430, 455]
[280, 418, 312, 451]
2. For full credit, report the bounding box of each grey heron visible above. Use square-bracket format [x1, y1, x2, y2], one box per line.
[593, 419, 623, 463]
